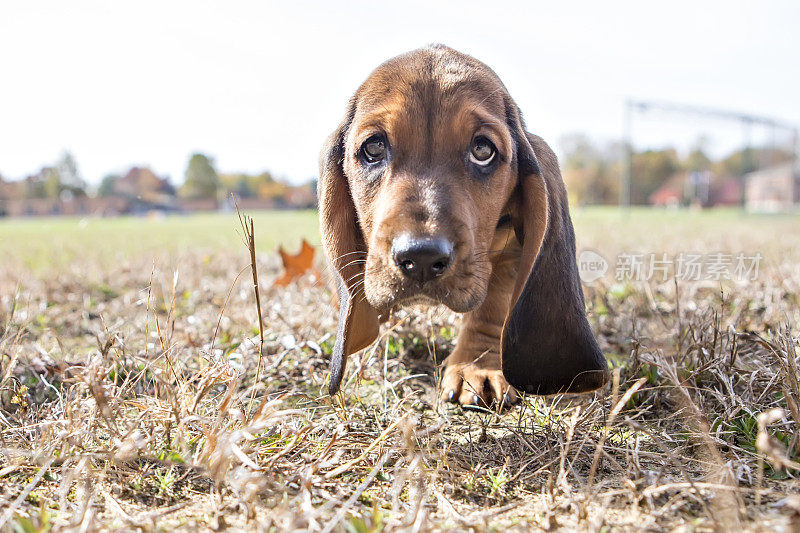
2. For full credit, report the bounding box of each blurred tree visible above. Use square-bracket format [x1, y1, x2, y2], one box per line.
[717, 146, 791, 176]
[181, 153, 220, 198]
[561, 134, 600, 205]
[29, 152, 88, 199]
[560, 134, 622, 205]
[686, 137, 712, 172]
[98, 173, 121, 197]
[630, 148, 680, 204]
[56, 151, 86, 192]
[43, 168, 62, 199]
[686, 148, 712, 171]
[721, 147, 758, 176]
[228, 173, 255, 198]
[23, 172, 45, 199]
[258, 181, 289, 203]
[220, 171, 276, 198]
[561, 133, 600, 169]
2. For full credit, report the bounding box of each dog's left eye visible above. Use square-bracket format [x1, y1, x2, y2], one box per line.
[469, 136, 496, 166]
[361, 134, 387, 163]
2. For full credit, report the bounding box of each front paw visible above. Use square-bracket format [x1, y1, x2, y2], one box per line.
[440, 355, 518, 407]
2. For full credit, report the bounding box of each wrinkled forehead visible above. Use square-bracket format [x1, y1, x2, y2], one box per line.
[348, 59, 510, 144]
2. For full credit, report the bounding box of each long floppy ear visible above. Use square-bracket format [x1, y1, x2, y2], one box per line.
[319, 108, 380, 395]
[501, 105, 610, 395]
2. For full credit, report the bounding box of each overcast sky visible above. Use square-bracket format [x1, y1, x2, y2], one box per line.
[1, 1, 798, 185]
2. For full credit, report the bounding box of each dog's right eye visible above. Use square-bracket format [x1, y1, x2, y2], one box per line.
[469, 136, 496, 166]
[361, 134, 387, 163]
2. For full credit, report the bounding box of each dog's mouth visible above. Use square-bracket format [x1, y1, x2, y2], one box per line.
[392, 293, 441, 309]
[363, 261, 489, 314]
[367, 280, 447, 310]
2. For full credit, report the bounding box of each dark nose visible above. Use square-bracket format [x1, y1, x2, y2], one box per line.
[392, 235, 454, 283]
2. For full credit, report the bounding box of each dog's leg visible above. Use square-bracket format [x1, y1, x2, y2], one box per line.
[440, 229, 519, 406]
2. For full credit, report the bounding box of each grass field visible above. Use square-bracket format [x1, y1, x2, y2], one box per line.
[0, 211, 320, 275]
[1, 207, 799, 531]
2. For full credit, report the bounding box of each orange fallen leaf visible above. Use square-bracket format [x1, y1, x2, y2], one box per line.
[273, 239, 319, 287]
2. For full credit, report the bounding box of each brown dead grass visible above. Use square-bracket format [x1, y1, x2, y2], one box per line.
[0, 208, 799, 531]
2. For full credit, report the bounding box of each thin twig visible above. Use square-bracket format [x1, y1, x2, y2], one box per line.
[234, 196, 266, 415]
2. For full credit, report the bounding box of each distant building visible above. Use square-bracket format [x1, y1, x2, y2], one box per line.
[222, 182, 317, 211]
[649, 173, 684, 207]
[650, 171, 744, 208]
[0, 165, 175, 217]
[109, 167, 177, 213]
[3, 196, 130, 217]
[178, 197, 219, 212]
[0, 174, 8, 216]
[0, 164, 318, 217]
[284, 182, 317, 208]
[115, 167, 174, 200]
[709, 176, 743, 206]
[745, 161, 800, 212]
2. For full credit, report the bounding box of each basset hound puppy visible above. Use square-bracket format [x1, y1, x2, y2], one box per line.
[319, 44, 610, 406]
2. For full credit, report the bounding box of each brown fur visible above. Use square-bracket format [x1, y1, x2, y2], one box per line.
[319, 45, 610, 405]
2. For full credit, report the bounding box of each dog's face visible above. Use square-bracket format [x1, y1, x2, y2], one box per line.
[342, 53, 517, 313]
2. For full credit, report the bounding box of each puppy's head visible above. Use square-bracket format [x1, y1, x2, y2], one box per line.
[342, 45, 518, 313]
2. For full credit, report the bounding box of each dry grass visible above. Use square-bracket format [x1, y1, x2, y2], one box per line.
[1, 208, 799, 531]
